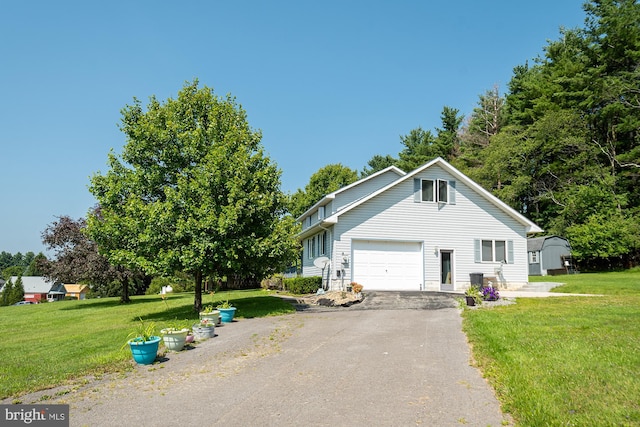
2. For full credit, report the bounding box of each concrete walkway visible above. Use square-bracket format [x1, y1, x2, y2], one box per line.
[13, 306, 511, 427]
[500, 290, 601, 298]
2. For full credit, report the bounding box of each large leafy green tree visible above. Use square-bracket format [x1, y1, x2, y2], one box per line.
[397, 127, 438, 172]
[361, 154, 398, 177]
[87, 81, 298, 310]
[289, 164, 359, 218]
[455, 0, 638, 267]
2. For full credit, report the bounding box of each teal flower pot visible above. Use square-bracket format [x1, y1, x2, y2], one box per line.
[128, 336, 161, 365]
[218, 307, 237, 323]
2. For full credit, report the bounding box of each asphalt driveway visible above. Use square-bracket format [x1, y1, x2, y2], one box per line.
[16, 295, 509, 426]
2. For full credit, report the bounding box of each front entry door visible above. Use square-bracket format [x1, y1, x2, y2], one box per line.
[440, 250, 453, 291]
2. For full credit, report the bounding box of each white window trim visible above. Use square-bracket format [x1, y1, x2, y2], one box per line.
[529, 251, 539, 264]
[421, 179, 435, 202]
[318, 232, 325, 256]
[475, 239, 514, 263]
[437, 179, 449, 204]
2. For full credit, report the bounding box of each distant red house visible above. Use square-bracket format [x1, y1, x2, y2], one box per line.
[9, 276, 66, 303]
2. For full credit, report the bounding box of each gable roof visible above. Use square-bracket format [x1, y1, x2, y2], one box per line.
[10, 276, 64, 294]
[296, 165, 406, 221]
[304, 157, 542, 235]
[527, 235, 570, 252]
[64, 284, 89, 294]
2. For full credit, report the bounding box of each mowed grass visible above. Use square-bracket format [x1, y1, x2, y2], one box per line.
[0, 289, 295, 400]
[463, 269, 640, 426]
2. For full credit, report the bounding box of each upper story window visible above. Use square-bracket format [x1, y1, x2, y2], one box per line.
[437, 179, 448, 203]
[421, 180, 434, 202]
[416, 178, 455, 204]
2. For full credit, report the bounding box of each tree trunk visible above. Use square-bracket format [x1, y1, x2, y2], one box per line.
[194, 270, 203, 312]
[120, 276, 130, 304]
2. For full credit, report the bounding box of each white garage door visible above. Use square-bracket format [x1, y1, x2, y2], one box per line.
[352, 240, 423, 291]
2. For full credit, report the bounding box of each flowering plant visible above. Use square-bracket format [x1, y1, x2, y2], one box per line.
[350, 282, 363, 293]
[481, 286, 500, 301]
[197, 318, 215, 328]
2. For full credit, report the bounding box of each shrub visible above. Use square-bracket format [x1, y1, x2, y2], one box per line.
[146, 276, 188, 295]
[261, 274, 284, 290]
[284, 276, 322, 294]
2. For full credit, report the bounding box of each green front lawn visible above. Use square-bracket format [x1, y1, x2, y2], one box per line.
[464, 269, 640, 426]
[0, 290, 294, 400]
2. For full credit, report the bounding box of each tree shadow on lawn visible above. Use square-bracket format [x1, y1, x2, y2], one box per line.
[230, 295, 296, 318]
[142, 304, 199, 323]
[58, 297, 161, 311]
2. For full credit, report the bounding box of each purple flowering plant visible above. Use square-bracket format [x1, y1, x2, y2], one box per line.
[481, 286, 500, 301]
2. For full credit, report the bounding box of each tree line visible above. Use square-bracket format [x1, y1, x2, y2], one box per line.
[14, 0, 638, 309]
[290, 0, 640, 270]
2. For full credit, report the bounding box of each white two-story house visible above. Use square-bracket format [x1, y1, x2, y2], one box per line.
[296, 157, 543, 292]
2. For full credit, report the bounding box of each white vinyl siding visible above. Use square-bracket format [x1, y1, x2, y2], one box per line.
[301, 228, 334, 276]
[333, 169, 402, 212]
[302, 162, 531, 290]
[333, 164, 528, 290]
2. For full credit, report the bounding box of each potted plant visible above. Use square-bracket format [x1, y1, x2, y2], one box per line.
[192, 318, 216, 340]
[160, 321, 190, 351]
[126, 317, 161, 365]
[464, 286, 482, 307]
[199, 304, 221, 325]
[351, 282, 363, 297]
[217, 300, 237, 323]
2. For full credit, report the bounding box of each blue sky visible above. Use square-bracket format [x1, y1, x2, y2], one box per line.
[1, 1, 586, 255]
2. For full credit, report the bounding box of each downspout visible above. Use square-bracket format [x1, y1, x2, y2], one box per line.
[318, 223, 332, 290]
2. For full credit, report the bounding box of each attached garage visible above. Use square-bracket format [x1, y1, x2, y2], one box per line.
[352, 240, 423, 291]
